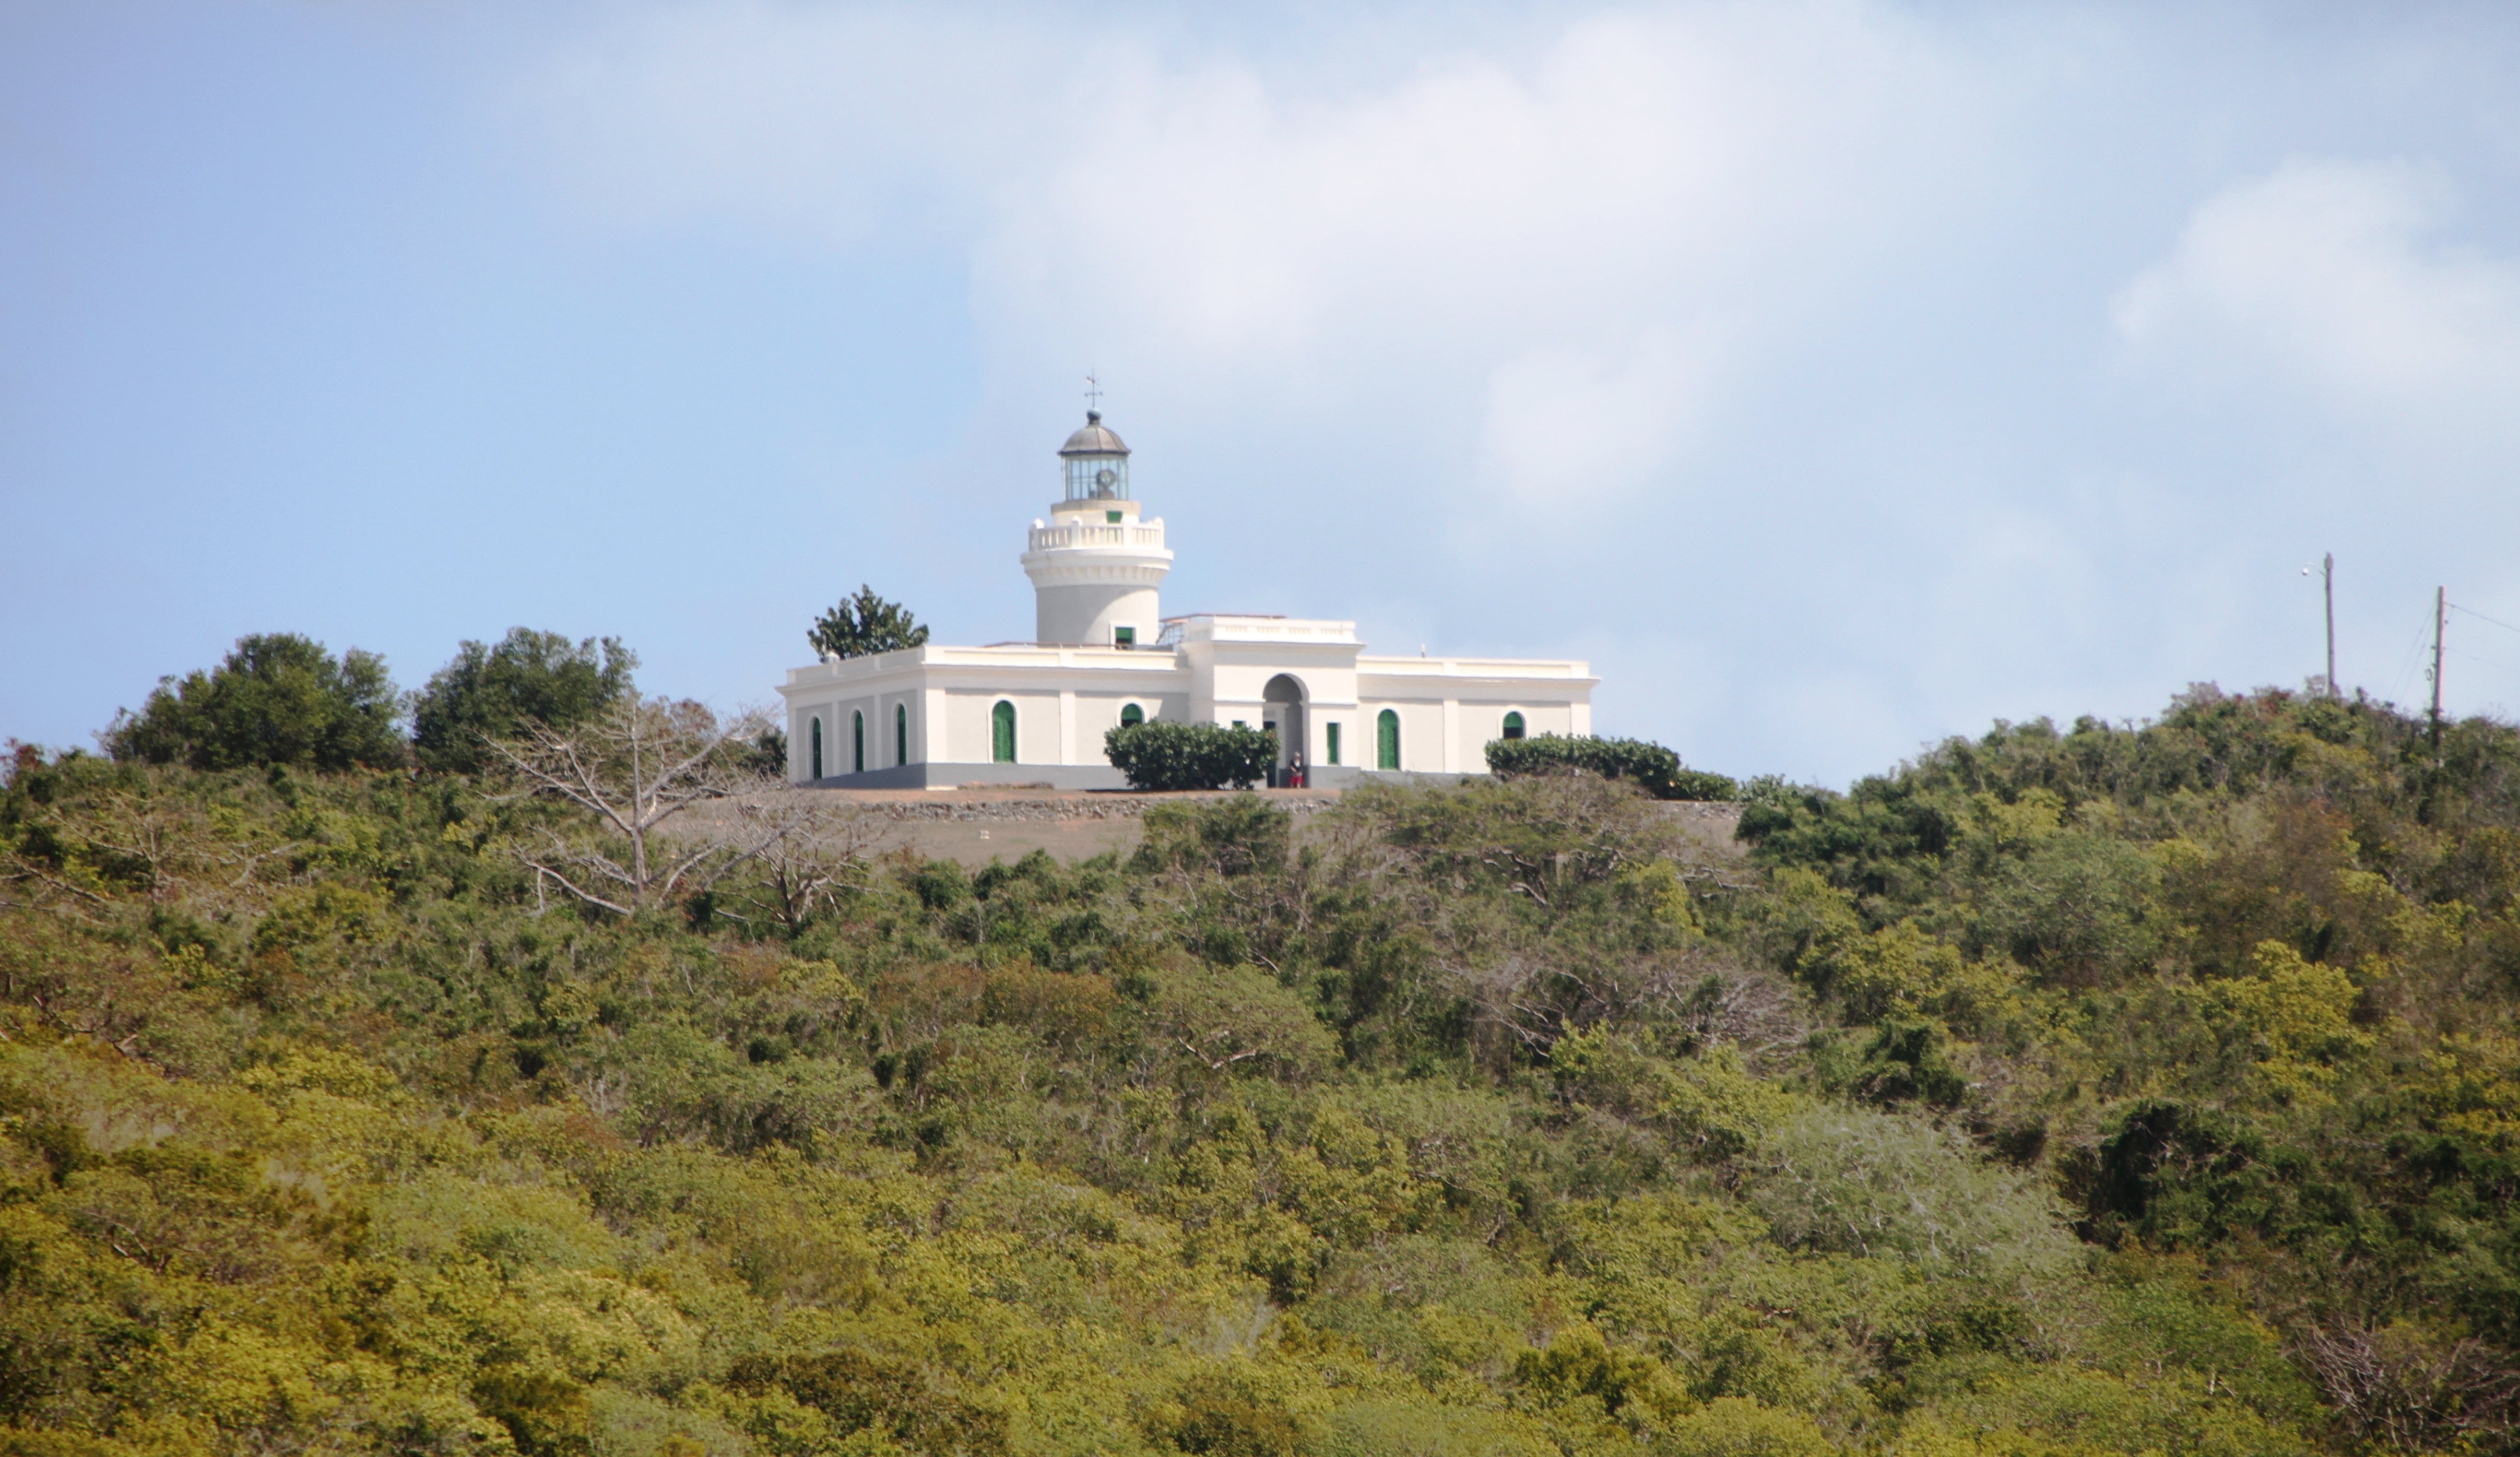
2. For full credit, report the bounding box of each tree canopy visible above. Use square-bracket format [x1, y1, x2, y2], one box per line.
[408, 627, 637, 774]
[100, 632, 402, 771]
[807, 586, 930, 661]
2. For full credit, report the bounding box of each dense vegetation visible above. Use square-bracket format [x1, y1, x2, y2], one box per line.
[4, 678, 2517, 1456]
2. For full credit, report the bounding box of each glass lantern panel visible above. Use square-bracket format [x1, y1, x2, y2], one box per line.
[1064, 455, 1129, 502]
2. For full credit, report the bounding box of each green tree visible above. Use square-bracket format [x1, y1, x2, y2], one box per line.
[101, 632, 402, 771]
[407, 629, 637, 775]
[807, 585, 930, 660]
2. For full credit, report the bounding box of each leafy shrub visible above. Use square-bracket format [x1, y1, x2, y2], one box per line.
[1483, 733, 1734, 800]
[1136, 796, 1293, 877]
[1749, 1105, 2077, 1279]
[1105, 720, 1277, 791]
[102, 632, 403, 771]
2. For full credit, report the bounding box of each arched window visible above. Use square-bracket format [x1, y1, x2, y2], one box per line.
[1501, 711, 1525, 740]
[1120, 702, 1144, 728]
[853, 710, 865, 774]
[895, 703, 908, 766]
[1376, 709, 1400, 770]
[809, 717, 823, 779]
[991, 701, 1017, 763]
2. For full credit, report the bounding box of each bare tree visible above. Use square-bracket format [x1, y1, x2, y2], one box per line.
[718, 794, 887, 934]
[490, 696, 777, 914]
[2293, 1319, 2520, 1453]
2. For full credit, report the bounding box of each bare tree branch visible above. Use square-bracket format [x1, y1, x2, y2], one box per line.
[489, 696, 777, 914]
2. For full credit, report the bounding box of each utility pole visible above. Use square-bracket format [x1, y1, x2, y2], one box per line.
[2323, 553, 2337, 697]
[2430, 586, 2447, 748]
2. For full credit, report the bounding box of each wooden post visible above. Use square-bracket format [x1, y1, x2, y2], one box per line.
[2323, 553, 2337, 698]
[2430, 586, 2446, 748]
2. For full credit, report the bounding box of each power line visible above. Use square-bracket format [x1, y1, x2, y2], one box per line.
[2448, 647, 2520, 679]
[2388, 601, 2434, 704]
[2451, 603, 2520, 638]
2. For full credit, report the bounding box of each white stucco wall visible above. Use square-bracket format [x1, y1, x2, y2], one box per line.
[776, 626, 1598, 780]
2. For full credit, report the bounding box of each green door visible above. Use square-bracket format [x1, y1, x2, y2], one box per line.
[810, 718, 822, 779]
[992, 701, 1017, 763]
[1376, 709, 1400, 770]
[896, 704, 908, 766]
[853, 712, 865, 774]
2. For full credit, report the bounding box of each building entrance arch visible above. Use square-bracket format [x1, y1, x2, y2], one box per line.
[1261, 674, 1307, 787]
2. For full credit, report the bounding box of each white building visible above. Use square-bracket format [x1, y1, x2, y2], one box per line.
[777, 412, 1596, 788]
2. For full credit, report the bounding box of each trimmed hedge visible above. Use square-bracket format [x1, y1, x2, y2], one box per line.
[1484, 733, 1736, 801]
[1104, 720, 1279, 791]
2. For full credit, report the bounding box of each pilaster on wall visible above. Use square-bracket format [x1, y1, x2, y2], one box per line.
[922, 686, 948, 765]
[1440, 700, 1460, 773]
[1058, 689, 1078, 766]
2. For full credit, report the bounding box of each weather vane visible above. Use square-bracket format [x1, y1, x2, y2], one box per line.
[1084, 372, 1103, 414]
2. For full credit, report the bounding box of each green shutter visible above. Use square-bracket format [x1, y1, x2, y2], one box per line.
[1377, 709, 1400, 770]
[853, 712, 865, 774]
[810, 718, 823, 779]
[896, 704, 908, 766]
[1502, 712, 1524, 741]
[1120, 703, 1143, 728]
[1327, 722, 1341, 765]
[992, 701, 1017, 763]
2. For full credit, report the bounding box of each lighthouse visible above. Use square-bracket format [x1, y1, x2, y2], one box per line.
[1019, 412, 1175, 648]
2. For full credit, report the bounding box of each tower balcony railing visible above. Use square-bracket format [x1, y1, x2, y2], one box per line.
[1027, 522, 1166, 552]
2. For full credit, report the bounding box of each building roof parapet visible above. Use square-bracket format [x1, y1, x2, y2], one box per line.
[1158, 614, 1359, 647]
[1357, 653, 1596, 680]
[783, 641, 1182, 692]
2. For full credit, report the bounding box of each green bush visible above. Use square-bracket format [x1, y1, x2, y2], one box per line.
[1104, 719, 1277, 790]
[101, 632, 403, 771]
[1483, 733, 1734, 800]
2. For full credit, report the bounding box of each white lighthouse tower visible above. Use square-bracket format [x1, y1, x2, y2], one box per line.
[1020, 411, 1174, 648]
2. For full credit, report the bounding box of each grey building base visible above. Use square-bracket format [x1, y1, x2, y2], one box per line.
[802, 762, 1132, 790]
[799, 763, 1490, 792]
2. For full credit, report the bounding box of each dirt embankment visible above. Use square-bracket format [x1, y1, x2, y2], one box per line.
[680, 786, 1744, 869]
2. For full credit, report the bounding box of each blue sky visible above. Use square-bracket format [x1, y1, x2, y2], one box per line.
[7, 1, 2520, 785]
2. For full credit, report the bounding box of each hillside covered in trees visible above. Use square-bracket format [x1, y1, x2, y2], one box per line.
[4, 666, 2518, 1456]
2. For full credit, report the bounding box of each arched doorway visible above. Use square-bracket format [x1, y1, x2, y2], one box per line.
[1262, 674, 1306, 787]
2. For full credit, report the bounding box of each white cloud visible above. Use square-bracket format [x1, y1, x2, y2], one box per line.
[2113, 156, 2520, 442]
[524, 0, 1984, 502]
[1480, 330, 1708, 503]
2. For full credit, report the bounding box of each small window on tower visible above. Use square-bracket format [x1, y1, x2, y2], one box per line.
[1502, 712, 1525, 740]
[1327, 722, 1342, 764]
[1115, 625, 1135, 648]
[1106, 510, 1122, 524]
[1120, 703, 1144, 728]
